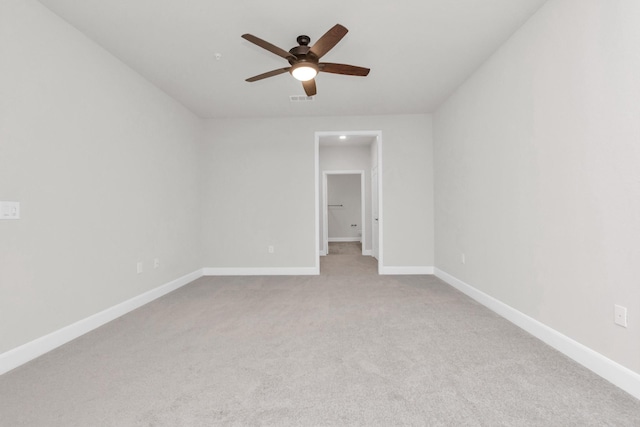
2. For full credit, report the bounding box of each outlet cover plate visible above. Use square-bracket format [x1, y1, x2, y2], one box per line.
[0, 201, 20, 219]
[614, 305, 628, 327]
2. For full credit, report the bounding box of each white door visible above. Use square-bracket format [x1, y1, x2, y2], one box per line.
[372, 167, 379, 260]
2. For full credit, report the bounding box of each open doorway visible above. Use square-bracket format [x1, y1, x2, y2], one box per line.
[323, 171, 365, 255]
[314, 131, 383, 274]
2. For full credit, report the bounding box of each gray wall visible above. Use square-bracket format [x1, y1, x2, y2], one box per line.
[434, 0, 640, 373]
[0, 1, 202, 353]
[201, 114, 434, 269]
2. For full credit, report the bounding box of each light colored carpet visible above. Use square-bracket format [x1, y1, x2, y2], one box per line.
[1, 254, 640, 426]
[327, 241, 362, 255]
[323, 242, 376, 277]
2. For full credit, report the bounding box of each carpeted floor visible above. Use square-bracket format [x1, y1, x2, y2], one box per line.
[327, 241, 363, 255]
[1, 249, 640, 426]
[323, 242, 377, 277]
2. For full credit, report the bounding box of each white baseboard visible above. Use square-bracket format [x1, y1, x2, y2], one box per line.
[380, 266, 434, 275]
[434, 268, 640, 400]
[204, 267, 319, 276]
[328, 237, 361, 242]
[0, 269, 203, 376]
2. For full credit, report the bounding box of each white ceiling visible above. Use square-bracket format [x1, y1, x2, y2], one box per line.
[37, 0, 547, 119]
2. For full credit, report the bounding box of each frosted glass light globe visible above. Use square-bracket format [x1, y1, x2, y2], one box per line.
[291, 64, 318, 81]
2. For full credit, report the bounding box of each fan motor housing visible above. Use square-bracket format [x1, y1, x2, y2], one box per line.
[289, 45, 316, 63]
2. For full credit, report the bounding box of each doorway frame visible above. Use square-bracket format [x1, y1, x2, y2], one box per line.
[314, 130, 383, 274]
[323, 170, 366, 256]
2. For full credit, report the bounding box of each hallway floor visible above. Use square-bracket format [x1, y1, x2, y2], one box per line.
[321, 242, 378, 276]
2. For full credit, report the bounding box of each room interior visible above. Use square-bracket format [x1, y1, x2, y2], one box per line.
[1, 0, 639, 418]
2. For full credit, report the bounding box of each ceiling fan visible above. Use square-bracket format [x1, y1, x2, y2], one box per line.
[241, 24, 370, 97]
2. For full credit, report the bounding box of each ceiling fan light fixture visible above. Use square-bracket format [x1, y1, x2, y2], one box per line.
[242, 24, 370, 96]
[290, 63, 318, 81]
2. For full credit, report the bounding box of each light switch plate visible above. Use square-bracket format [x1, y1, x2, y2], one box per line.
[0, 201, 20, 219]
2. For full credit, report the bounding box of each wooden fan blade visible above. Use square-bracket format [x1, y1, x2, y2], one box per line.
[242, 34, 295, 61]
[319, 63, 370, 76]
[246, 67, 291, 82]
[302, 79, 317, 96]
[309, 24, 348, 59]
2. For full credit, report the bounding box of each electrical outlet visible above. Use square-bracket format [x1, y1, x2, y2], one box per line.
[461, 253, 466, 264]
[153, 258, 160, 268]
[136, 261, 143, 274]
[0, 201, 20, 220]
[268, 245, 274, 254]
[614, 305, 628, 327]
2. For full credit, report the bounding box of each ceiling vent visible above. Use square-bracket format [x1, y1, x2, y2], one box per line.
[290, 95, 315, 102]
